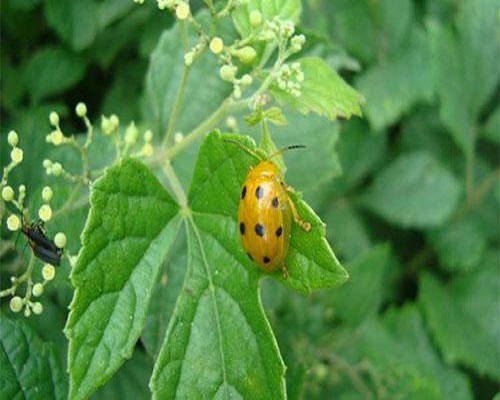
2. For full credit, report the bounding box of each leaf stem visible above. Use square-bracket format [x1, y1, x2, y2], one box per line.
[166, 97, 247, 159]
[456, 167, 500, 218]
[163, 23, 191, 148]
[0, 255, 36, 299]
[465, 128, 477, 202]
[162, 159, 187, 208]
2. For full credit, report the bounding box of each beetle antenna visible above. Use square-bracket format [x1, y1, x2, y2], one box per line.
[268, 145, 306, 160]
[224, 138, 261, 159]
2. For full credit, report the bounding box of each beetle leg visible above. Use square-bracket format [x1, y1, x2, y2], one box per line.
[283, 184, 311, 232]
[281, 265, 289, 280]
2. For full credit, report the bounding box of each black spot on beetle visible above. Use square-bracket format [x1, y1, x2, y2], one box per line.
[263, 256, 271, 264]
[255, 186, 264, 199]
[241, 186, 247, 199]
[239, 222, 245, 235]
[255, 223, 265, 237]
[271, 197, 279, 208]
[247, 252, 253, 261]
[275, 227, 282, 237]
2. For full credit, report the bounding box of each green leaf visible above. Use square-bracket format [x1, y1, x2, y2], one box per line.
[337, 306, 472, 400]
[270, 57, 364, 120]
[0, 315, 67, 400]
[427, 216, 487, 272]
[65, 158, 181, 400]
[150, 132, 347, 399]
[328, 0, 413, 64]
[419, 254, 500, 380]
[331, 244, 390, 326]
[44, 0, 100, 51]
[429, 0, 500, 154]
[361, 151, 462, 228]
[232, 0, 301, 38]
[23, 46, 86, 104]
[244, 107, 287, 127]
[356, 29, 433, 131]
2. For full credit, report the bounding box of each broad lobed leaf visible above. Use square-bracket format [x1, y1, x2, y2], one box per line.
[337, 306, 472, 400]
[65, 158, 181, 400]
[356, 29, 433, 131]
[361, 151, 462, 228]
[271, 57, 364, 120]
[150, 132, 347, 399]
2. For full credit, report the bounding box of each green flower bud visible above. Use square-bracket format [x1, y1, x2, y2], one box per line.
[2, 186, 15, 202]
[220, 65, 236, 82]
[7, 130, 19, 146]
[10, 296, 23, 313]
[237, 46, 257, 64]
[249, 10, 262, 27]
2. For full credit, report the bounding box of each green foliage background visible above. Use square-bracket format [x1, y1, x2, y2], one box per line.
[1, 0, 499, 399]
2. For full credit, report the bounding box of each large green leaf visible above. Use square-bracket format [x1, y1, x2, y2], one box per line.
[232, 0, 301, 38]
[23, 46, 86, 104]
[361, 151, 462, 228]
[271, 57, 364, 120]
[419, 253, 500, 380]
[150, 132, 347, 398]
[0, 315, 67, 400]
[44, 0, 100, 51]
[328, 0, 413, 64]
[429, 0, 500, 154]
[65, 158, 181, 400]
[336, 306, 472, 400]
[356, 29, 433, 131]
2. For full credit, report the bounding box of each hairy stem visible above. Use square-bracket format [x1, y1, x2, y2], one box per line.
[162, 159, 187, 208]
[166, 97, 247, 159]
[163, 23, 191, 147]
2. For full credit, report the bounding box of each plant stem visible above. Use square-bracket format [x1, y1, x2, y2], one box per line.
[51, 183, 87, 220]
[0, 256, 36, 298]
[465, 128, 477, 202]
[456, 167, 500, 218]
[162, 159, 187, 208]
[163, 22, 191, 147]
[166, 97, 247, 159]
[164, 64, 191, 146]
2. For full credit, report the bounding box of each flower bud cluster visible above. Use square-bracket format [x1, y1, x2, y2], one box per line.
[3, 131, 23, 176]
[276, 61, 304, 98]
[1, 128, 67, 315]
[102, 114, 120, 135]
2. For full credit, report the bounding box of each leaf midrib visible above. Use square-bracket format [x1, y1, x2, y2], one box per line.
[186, 213, 230, 398]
